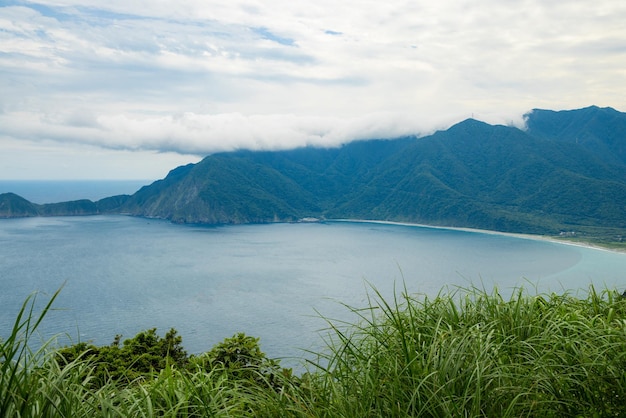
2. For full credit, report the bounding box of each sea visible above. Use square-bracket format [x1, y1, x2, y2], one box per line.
[2, 181, 626, 369]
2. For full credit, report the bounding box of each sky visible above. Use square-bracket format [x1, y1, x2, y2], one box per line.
[1, 1, 625, 180]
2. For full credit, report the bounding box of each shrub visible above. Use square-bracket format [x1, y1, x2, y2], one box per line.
[57, 328, 187, 387]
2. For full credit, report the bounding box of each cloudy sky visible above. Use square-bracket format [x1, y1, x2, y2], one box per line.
[1, 0, 625, 179]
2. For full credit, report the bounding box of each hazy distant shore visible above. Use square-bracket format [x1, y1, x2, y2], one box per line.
[0, 180, 149, 204]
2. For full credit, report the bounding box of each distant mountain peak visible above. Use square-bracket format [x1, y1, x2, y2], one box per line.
[447, 118, 493, 131]
[527, 105, 619, 117]
[525, 105, 626, 165]
[459, 117, 489, 125]
[441, 118, 507, 139]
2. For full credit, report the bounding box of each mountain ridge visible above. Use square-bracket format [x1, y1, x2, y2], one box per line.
[2, 105, 626, 242]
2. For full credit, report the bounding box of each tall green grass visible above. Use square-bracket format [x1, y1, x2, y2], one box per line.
[0, 288, 98, 417]
[3, 285, 626, 417]
[312, 285, 626, 417]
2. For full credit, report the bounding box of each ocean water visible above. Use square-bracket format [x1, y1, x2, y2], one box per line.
[2, 214, 626, 369]
[0, 180, 150, 204]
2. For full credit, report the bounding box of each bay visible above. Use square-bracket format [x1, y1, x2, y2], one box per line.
[1, 215, 626, 368]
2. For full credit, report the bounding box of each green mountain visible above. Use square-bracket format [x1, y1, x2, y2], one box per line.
[2, 105, 626, 240]
[0, 193, 39, 218]
[331, 117, 626, 233]
[525, 105, 626, 165]
[0, 194, 131, 218]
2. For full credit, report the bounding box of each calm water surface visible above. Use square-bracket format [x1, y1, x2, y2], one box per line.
[2, 215, 626, 367]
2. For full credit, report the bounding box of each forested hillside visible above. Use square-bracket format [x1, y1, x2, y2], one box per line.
[2, 106, 626, 241]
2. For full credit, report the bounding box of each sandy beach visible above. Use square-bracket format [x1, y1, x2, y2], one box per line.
[332, 219, 624, 254]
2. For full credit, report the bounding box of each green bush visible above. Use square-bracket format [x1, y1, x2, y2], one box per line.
[188, 333, 292, 389]
[57, 328, 187, 387]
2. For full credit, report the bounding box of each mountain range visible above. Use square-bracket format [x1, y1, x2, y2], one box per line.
[2, 105, 626, 241]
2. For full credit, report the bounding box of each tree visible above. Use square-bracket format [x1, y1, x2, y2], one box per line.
[189, 333, 291, 388]
[57, 328, 188, 387]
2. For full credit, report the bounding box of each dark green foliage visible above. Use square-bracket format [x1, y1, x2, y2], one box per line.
[95, 194, 131, 212]
[188, 333, 293, 391]
[526, 105, 626, 165]
[56, 329, 293, 393]
[57, 328, 187, 387]
[38, 199, 99, 216]
[193, 333, 266, 371]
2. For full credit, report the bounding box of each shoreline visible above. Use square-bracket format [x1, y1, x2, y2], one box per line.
[2, 210, 623, 254]
[330, 219, 624, 254]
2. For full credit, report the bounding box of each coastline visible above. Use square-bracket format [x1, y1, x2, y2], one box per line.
[330, 219, 625, 254]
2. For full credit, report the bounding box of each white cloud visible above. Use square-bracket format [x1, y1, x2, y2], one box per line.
[0, 110, 449, 155]
[1, 0, 625, 178]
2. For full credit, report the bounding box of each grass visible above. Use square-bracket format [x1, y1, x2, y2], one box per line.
[3, 284, 626, 417]
[313, 285, 626, 417]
